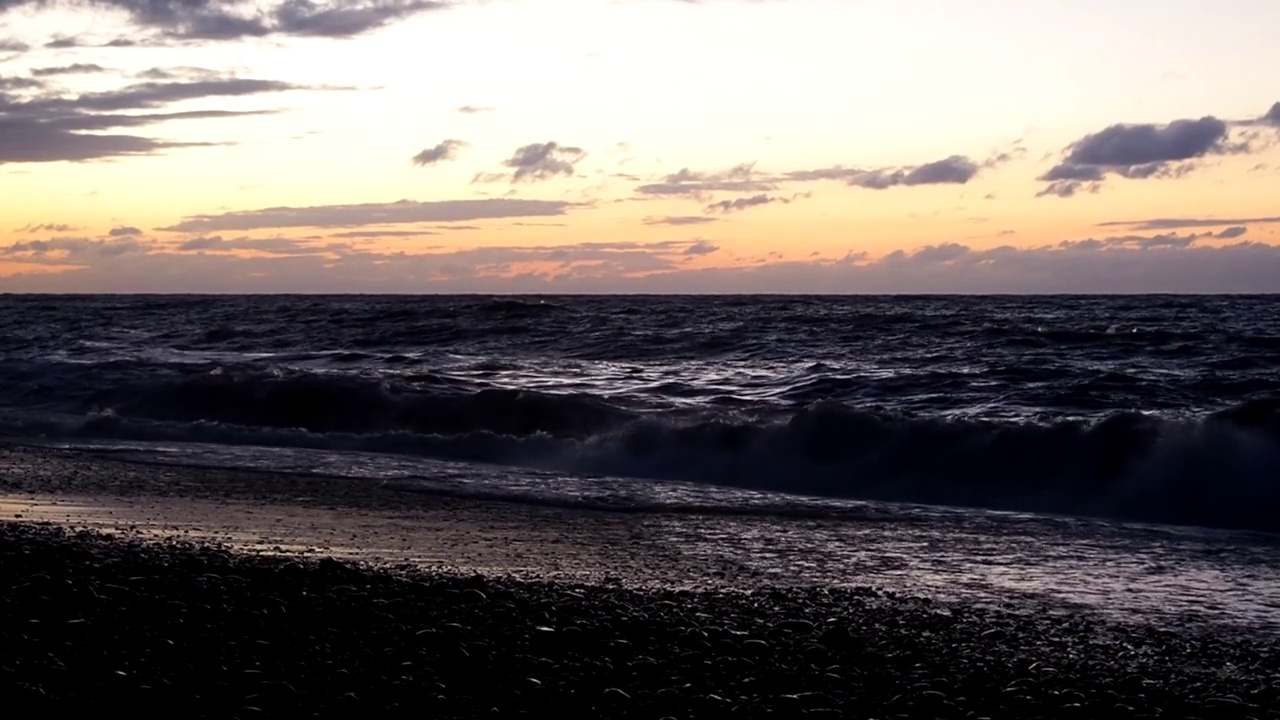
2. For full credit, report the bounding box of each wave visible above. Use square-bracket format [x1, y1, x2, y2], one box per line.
[90, 370, 637, 439]
[3, 371, 1279, 533]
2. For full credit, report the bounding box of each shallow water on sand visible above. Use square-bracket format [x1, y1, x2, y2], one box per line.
[19, 440, 1280, 634]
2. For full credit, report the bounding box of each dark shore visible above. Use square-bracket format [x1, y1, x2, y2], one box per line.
[2, 444, 1279, 717]
[4, 522, 1278, 719]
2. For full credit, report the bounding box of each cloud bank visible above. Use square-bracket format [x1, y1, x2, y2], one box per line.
[7, 226, 1280, 294]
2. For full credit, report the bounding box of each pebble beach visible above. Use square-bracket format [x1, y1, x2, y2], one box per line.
[2, 445, 1278, 717]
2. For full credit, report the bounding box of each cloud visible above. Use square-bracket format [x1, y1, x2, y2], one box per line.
[175, 235, 333, 255]
[0, 235, 146, 258]
[134, 67, 224, 81]
[0, 38, 29, 53]
[1217, 226, 1248, 239]
[0, 76, 43, 91]
[159, 198, 581, 232]
[328, 229, 440, 238]
[30, 63, 107, 77]
[641, 155, 987, 201]
[411, 138, 467, 166]
[1265, 102, 1280, 128]
[642, 215, 720, 226]
[1037, 113, 1265, 197]
[108, 225, 141, 237]
[1097, 215, 1280, 231]
[783, 155, 984, 189]
[703, 193, 796, 213]
[636, 163, 775, 197]
[683, 239, 718, 256]
[1058, 232, 1203, 251]
[18, 223, 78, 233]
[0, 1, 448, 41]
[486, 141, 586, 183]
[9, 233, 1280, 294]
[456, 105, 494, 114]
[1, 77, 316, 163]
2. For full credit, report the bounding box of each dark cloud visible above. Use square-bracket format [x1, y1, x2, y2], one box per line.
[642, 215, 720, 226]
[30, 63, 108, 77]
[0, 1, 448, 41]
[0, 38, 28, 52]
[456, 105, 493, 114]
[703, 193, 795, 213]
[411, 138, 467, 166]
[1, 78, 312, 163]
[1037, 115, 1263, 197]
[159, 198, 580, 232]
[1097, 215, 1280, 232]
[1217, 226, 1248, 239]
[108, 225, 141, 237]
[636, 163, 774, 197]
[488, 141, 586, 183]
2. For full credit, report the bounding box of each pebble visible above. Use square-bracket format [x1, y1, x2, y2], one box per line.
[1, 522, 1277, 718]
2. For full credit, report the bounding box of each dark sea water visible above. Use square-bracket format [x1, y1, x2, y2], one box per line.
[2, 294, 1280, 533]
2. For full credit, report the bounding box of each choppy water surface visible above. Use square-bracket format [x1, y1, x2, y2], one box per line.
[2, 294, 1279, 627]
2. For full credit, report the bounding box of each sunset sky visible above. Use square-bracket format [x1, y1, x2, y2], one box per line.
[2, 0, 1279, 292]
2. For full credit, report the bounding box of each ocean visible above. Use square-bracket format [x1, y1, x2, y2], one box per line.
[4, 294, 1280, 628]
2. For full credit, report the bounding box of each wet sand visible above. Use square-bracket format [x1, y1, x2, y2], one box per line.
[2, 445, 1279, 716]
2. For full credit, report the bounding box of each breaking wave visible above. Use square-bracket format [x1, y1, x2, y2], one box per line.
[4, 367, 1279, 533]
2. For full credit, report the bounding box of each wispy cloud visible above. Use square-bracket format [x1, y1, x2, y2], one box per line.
[328, 229, 440, 238]
[1097, 215, 1280, 231]
[175, 235, 336, 255]
[30, 63, 107, 77]
[17, 223, 79, 233]
[158, 198, 581, 232]
[636, 163, 774, 198]
[0, 76, 43, 91]
[0, 77, 324, 164]
[785, 155, 983, 189]
[703, 193, 800, 213]
[456, 105, 494, 114]
[642, 215, 721, 226]
[640, 153, 994, 202]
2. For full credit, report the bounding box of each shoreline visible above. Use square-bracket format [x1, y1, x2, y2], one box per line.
[2, 444, 1279, 714]
[5, 521, 1279, 717]
[5, 444, 1280, 629]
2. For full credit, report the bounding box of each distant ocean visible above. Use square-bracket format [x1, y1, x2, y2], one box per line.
[2, 294, 1278, 533]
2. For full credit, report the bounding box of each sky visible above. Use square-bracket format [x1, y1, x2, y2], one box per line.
[1, 0, 1279, 293]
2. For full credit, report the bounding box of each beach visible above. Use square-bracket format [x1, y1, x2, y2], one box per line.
[3, 445, 1278, 717]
